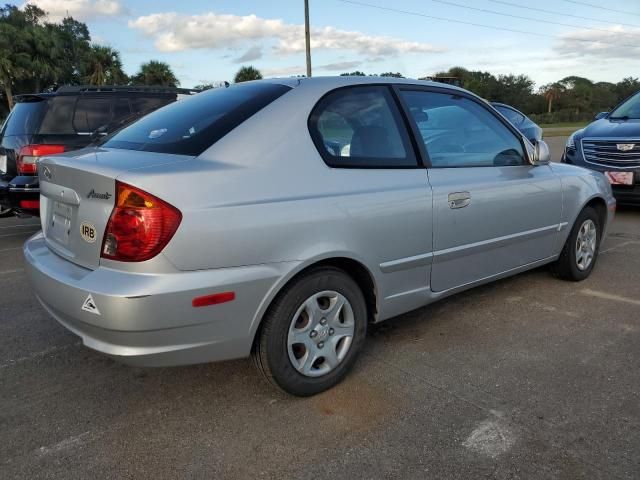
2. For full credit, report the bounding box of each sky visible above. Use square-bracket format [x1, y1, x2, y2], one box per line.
[17, 0, 640, 89]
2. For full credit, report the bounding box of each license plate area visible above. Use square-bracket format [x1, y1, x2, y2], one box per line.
[605, 171, 634, 185]
[49, 201, 74, 245]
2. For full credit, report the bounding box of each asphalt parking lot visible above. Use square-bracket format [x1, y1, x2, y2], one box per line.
[1, 140, 639, 479]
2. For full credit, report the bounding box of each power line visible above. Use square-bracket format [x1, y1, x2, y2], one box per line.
[421, 0, 629, 34]
[337, 0, 639, 48]
[561, 0, 640, 17]
[487, 0, 640, 28]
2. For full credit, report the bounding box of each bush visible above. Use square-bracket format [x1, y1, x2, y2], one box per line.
[529, 110, 595, 125]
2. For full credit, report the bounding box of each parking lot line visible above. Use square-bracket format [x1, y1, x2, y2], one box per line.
[0, 342, 81, 370]
[600, 240, 640, 254]
[581, 288, 640, 306]
[0, 232, 38, 238]
[0, 268, 24, 275]
[0, 224, 42, 230]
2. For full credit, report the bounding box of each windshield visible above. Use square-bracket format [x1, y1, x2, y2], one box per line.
[2, 100, 46, 136]
[610, 91, 640, 119]
[103, 82, 291, 156]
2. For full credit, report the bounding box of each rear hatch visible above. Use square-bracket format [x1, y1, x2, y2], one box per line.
[0, 97, 47, 179]
[38, 147, 188, 270]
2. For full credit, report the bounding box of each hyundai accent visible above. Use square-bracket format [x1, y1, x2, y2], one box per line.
[24, 77, 616, 396]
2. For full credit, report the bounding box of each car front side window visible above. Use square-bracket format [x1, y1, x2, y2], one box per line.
[309, 86, 417, 168]
[495, 106, 525, 126]
[400, 90, 526, 168]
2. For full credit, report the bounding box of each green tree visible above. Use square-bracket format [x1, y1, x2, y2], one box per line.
[234, 65, 263, 83]
[378, 72, 404, 78]
[81, 45, 127, 85]
[540, 83, 565, 114]
[193, 83, 214, 91]
[615, 77, 640, 103]
[131, 60, 179, 87]
[27, 23, 65, 92]
[57, 17, 91, 85]
[0, 5, 34, 108]
[339, 71, 366, 76]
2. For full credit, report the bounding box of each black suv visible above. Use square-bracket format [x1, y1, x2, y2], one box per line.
[562, 90, 640, 205]
[0, 85, 193, 217]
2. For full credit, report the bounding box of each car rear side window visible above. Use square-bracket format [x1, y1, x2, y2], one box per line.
[400, 90, 526, 168]
[309, 86, 417, 168]
[3, 100, 46, 136]
[73, 97, 112, 133]
[104, 83, 291, 156]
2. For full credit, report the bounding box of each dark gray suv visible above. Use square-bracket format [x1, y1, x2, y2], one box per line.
[562, 90, 640, 205]
[0, 85, 193, 217]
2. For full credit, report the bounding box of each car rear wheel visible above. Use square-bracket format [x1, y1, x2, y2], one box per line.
[0, 207, 13, 218]
[252, 266, 367, 396]
[551, 206, 601, 281]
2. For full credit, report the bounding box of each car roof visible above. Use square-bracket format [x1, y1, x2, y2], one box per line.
[14, 85, 196, 103]
[255, 75, 468, 93]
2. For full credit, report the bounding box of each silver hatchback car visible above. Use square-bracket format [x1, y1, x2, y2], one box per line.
[25, 77, 615, 396]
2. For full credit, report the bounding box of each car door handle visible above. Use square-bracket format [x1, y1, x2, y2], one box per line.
[448, 192, 471, 209]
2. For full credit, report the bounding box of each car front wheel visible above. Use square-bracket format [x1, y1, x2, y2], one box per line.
[551, 206, 601, 281]
[252, 266, 367, 396]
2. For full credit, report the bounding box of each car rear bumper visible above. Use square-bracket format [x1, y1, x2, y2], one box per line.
[8, 176, 40, 214]
[24, 232, 295, 367]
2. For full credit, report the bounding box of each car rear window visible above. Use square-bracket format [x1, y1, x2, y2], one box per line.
[73, 97, 112, 133]
[103, 83, 291, 156]
[38, 96, 76, 134]
[3, 100, 46, 136]
[130, 97, 172, 114]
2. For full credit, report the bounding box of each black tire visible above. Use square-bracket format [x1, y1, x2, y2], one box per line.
[252, 266, 368, 396]
[551, 206, 601, 281]
[0, 207, 13, 218]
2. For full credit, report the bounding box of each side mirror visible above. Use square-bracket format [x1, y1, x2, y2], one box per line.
[594, 111, 609, 120]
[530, 140, 551, 166]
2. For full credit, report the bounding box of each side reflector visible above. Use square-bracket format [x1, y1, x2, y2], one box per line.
[19, 200, 40, 209]
[192, 292, 236, 308]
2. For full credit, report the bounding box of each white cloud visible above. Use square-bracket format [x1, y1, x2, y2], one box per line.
[261, 66, 306, 78]
[262, 61, 365, 78]
[24, 0, 127, 21]
[129, 11, 443, 58]
[317, 61, 363, 71]
[554, 26, 640, 60]
[234, 46, 263, 63]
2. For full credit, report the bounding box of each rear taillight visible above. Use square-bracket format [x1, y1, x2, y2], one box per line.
[17, 144, 65, 175]
[101, 181, 182, 262]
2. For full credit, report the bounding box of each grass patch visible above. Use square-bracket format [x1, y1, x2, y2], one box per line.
[539, 121, 588, 129]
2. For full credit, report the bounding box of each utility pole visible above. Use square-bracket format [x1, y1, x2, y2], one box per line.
[304, 0, 312, 77]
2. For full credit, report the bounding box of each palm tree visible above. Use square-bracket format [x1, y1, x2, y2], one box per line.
[131, 60, 179, 87]
[27, 24, 64, 92]
[541, 82, 564, 114]
[0, 23, 30, 109]
[82, 45, 127, 86]
[234, 66, 263, 83]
